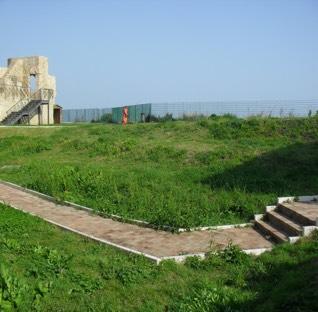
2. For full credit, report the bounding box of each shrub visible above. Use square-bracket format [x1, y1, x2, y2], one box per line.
[219, 243, 250, 265]
[99, 113, 113, 123]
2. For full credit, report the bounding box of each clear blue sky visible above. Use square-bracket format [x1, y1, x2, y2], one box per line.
[0, 0, 317, 108]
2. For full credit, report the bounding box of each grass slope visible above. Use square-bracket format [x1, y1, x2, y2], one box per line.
[0, 203, 317, 311]
[0, 116, 317, 228]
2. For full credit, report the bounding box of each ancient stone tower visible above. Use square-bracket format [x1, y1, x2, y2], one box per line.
[0, 56, 60, 125]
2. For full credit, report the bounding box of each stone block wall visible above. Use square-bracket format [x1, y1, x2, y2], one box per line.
[0, 56, 56, 124]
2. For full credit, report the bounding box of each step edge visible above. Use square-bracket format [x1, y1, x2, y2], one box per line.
[256, 219, 289, 237]
[278, 203, 316, 225]
[254, 214, 264, 221]
[266, 205, 276, 212]
[267, 210, 303, 231]
[254, 220, 288, 242]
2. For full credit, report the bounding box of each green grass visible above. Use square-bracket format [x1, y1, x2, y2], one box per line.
[0, 203, 317, 311]
[0, 116, 317, 228]
[1, 117, 317, 310]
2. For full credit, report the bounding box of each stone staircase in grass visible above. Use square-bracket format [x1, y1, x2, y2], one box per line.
[254, 196, 318, 244]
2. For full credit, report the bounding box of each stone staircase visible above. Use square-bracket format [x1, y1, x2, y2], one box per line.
[1, 100, 42, 125]
[1, 88, 53, 125]
[254, 196, 318, 244]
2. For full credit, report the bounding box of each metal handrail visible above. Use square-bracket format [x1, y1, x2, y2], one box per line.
[5, 88, 54, 117]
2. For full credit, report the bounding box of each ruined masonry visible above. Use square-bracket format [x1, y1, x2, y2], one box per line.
[0, 56, 61, 125]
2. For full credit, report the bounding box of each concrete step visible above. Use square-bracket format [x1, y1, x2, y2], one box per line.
[266, 210, 303, 236]
[254, 219, 289, 243]
[278, 203, 316, 226]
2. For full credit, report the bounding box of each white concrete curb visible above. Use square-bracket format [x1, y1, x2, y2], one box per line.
[243, 247, 272, 255]
[0, 180, 252, 233]
[0, 199, 162, 264]
[278, 195, 318, 204]
[0, 199, 272, 263]
[0, 181, 275, 264]
[178, 223, 252, 232]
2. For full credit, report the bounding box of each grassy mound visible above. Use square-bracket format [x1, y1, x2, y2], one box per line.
[0, 116, 317, 228]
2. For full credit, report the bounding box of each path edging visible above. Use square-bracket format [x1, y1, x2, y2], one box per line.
[0, 200, 272, 263]
[0, 182, 273, 264]
[0, 200, 162, 264]
[0, 180, 252, 233]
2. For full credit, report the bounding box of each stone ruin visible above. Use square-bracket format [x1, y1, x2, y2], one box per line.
[0, 56, 61, 125]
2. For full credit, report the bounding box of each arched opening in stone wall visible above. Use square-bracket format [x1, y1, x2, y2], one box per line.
[29, 74, 37, 94]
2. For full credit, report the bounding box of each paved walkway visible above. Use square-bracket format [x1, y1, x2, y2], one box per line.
[0, 182, 272, 262]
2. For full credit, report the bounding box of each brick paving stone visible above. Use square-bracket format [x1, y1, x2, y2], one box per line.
[0, 182, 273, 259]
